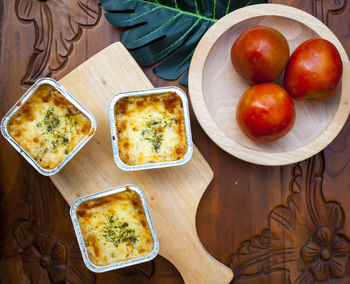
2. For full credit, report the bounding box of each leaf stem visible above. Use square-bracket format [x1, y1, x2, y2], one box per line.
[140, 0, 217, 22]
[225, 0, 231, 15]
[154, 18, 201, 57]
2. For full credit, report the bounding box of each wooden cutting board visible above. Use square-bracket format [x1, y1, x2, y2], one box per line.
[50, 42, 233, 283]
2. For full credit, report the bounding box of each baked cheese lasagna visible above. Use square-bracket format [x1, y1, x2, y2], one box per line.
[7, 84, 92, 169]
[76, 188, 153, 266]
[115, 92, 187, 165]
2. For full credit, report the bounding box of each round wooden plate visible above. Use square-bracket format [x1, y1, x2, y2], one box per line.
[189, 4, 350, 166]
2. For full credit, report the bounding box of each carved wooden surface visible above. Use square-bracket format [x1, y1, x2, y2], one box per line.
[0, 0, 349, 283]
[227, 153, 350, 283]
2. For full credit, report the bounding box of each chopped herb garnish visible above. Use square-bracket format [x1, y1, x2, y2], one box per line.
[140, 118, 176, 152]
[34, 106, 79, 154]
[102, 214, 139, 247]
[51, 139, 59, 150]
[43, 108, 60, 132]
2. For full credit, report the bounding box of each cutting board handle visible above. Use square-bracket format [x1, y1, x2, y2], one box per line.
[159, 220, 234, 284]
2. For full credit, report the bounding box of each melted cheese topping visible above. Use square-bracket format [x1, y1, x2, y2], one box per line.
[76, 188, 153, 266]
[115, 92, 187, 165]
[7, 84, 92, 169]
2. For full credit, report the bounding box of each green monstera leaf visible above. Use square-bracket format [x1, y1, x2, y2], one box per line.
[100, 0, 267, 85]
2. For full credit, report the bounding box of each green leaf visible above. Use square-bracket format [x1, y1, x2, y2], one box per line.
[100, 0, 267, 85]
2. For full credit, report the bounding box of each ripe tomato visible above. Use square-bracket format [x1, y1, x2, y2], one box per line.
[283, 38, 343, 101]
[236, 83, 295, 143]
[231, 26, 290, 84]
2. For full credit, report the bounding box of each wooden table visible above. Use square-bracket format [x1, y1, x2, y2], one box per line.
[0, 1, 349, 283]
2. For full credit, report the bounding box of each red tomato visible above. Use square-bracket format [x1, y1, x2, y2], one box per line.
[236, 83, 295, 143]
[283, 38, 343, 101]
[231, 26, 290, 84]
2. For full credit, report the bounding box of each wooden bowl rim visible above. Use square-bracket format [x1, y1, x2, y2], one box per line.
[189, 3, 350, 166]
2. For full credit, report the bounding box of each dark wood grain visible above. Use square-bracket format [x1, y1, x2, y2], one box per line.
[0, 0, 349, 283]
